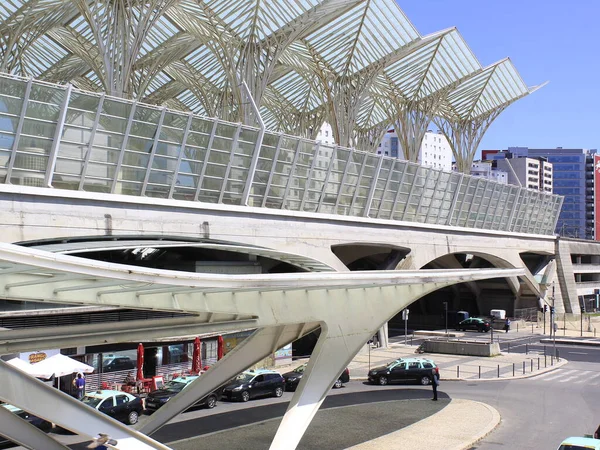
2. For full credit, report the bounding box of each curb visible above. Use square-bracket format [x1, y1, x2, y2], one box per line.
[448, 400, 501, 450]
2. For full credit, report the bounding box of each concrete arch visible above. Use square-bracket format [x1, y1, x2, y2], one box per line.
[16, 235, 343, 274]
[331, 243, 411, 270]
[413, 250, 541, 317]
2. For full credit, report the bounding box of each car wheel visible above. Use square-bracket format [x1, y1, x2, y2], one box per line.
[127, 410, 139, 425]
[241, 391, 250, 402]
[333, 379, 343, 389]
[420, 376, 431, 385]
[378, 376, 388, 386]
[206, 395, 217, 409]
[274, 387, 283, 398]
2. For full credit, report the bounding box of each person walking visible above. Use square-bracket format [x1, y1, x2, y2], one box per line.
[431, 368, 439, 401]
[504, 318, 511, 333]
[73, 373, 86, 400]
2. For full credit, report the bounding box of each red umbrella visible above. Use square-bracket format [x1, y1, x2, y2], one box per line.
[136, 343, 144, 380]
[192, 337, 201, 374]
[217, 335, 224, 360]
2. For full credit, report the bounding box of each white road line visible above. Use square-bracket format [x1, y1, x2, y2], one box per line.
[537, 369, 578, 381]
[567, 351, 588, 355]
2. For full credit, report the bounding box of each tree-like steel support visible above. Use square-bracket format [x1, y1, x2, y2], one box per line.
[435, 106, 507, 174]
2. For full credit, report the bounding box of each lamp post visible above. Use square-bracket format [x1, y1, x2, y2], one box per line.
[443, 302, 448, 336]
[552, 285, 557, 360]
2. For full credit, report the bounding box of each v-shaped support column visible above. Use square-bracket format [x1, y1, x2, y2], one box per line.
[271, 282, 443, 450]
[140, 323, 318, 436]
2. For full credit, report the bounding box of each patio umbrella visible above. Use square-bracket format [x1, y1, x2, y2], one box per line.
[6, 357, 49, 378]
[136, 343, 144, 380]
[30, 354, 94, 391]
[30, 354, 94, 378]
[217, 335, 224, 361]
[192, 337, 201, 374]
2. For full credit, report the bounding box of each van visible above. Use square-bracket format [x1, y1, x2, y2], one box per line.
[490, 309, 506, 320]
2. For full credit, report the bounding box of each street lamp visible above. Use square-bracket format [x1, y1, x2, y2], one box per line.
[443, 302, 448, 336]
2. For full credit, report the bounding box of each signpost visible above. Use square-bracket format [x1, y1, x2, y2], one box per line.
[402, 309, 409, 345]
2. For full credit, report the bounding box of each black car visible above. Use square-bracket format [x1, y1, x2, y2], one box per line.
[368, 358, 439, 385]
[145, 376, 223, 412]
[282, 363, 350, 391]
[457, 318, 490, 332]
[222, 370, 284, 402]
[101, 355, 136, 373]
[81, 390, 144, 425]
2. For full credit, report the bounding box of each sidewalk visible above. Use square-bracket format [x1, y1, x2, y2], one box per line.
[349, 341, 567, 382]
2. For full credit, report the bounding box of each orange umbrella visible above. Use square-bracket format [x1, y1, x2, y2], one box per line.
[217, 335, 224, 360]
[136, 343, 144, 380]
[192, 337, 201, 374]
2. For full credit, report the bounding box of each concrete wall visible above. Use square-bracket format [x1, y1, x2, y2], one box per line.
[1, 184, 593, 315]
[424, 339, 501, 357]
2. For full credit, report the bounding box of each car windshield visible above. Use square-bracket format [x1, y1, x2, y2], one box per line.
[163, 381, 187, 392]
[235, 373, 255, 383]
[82, 396, 103, 408]
[386, 361, 401, 369]
[558, 446, 597, 450]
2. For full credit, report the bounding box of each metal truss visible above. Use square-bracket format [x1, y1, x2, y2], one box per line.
[0, 0, 543, 162]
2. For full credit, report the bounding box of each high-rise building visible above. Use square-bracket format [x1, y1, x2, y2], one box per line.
[376, 129, 453, 171]
[485, 147, 596, 239]
[482, 151, 553, 193]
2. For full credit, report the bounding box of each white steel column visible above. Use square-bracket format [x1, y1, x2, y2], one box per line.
[139, 324, 315, 435]
[78, 93, 106, 190]
[6, 78, 33, 183]
[270, 282, 439, 450]
[0, 404, 68, 450]
[364, 155, 384, 218]
[167, 113, 194, 199]
[45, 83, 73, 187]
[141, 108, 167, 196]
[0, 360, 169, 450]
[111, 101, 138, 194]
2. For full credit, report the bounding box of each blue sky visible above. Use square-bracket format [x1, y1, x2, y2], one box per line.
[399, 0, 599, 157]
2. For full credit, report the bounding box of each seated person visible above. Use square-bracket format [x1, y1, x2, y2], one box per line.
[123, 372, 135, 385]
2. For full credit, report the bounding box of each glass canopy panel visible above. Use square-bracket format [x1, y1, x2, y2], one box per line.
[204, 0, 322, 41]
[302, 0, 419, 76]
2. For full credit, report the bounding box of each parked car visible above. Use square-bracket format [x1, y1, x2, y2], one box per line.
[145, 376, 223, 412]
[282, 363, 350, 391]
[81, 390, 143, 425]
[457, 317, 490, 332]
[368, 358, 439, 385]
[222, 369, 285, 402]
[557, 436, 600, 449]
[101, 355, 135, 373]
[1, 403, 52, 432]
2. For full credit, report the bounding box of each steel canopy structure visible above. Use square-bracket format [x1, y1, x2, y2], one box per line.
[0, 0, 544, 172]
[0, 241, 525, 449]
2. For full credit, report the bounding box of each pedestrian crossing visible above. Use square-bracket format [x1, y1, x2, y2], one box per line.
[533, 368, 600, 384]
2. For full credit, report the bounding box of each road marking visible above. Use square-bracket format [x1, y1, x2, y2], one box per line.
[567, 351, 588, 355]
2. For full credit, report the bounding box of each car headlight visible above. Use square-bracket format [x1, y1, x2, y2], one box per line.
[288, 377, 297, 382]
[160, 397, 170, 403]
[232, 386, 243, 391]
